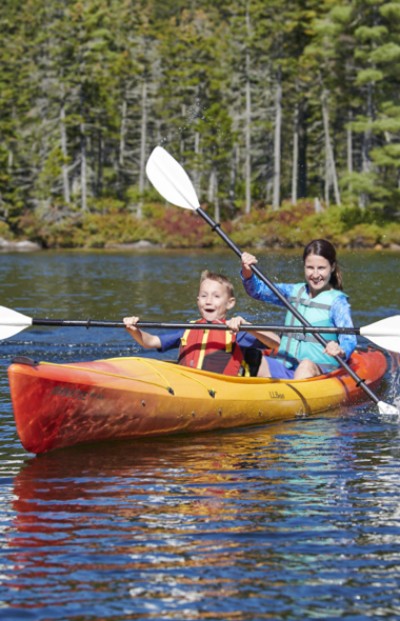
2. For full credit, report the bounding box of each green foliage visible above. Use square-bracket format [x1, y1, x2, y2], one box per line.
[381, 221, 400, 245]
[15, 210, 161, 249]
[345, 223, 386, 247]
[371, 42, 400, 64]
[354, 25, 388, 43]
[222, 201, 399, 249]
[0, 221, 13, 240]
[340, 171, 392, 210]
[125, 185, 163, 208]
[7, 199, 399, 250]
[77, 213, 161, 248]
[0, 0, 399, 237]
[380, 2, 400, 21]
[355, 68, 385, 85]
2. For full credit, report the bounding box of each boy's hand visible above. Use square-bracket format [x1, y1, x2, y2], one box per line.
[123, 316, 140, 331]
[241, 252, 258, 279]
[226, 315, 250, 333]
[123, 317, 161, 350]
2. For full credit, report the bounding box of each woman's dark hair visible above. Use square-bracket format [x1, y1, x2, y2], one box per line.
[302, 239, 343, 290]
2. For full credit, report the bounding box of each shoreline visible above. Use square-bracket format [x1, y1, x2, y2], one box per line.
[1, 238, 400, 253]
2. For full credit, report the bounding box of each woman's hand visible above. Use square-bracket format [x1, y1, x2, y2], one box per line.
[241, 252, 258, 279]
[324, 341, 345, 358]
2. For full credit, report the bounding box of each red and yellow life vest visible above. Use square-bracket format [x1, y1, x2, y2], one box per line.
[178, 319, 247, 376]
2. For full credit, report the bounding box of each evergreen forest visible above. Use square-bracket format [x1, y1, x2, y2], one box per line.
[1, 0, 400, 250]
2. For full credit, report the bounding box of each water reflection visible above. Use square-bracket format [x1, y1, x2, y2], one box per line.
[4, 417, 376, 618]
[3, 411, 400, 619]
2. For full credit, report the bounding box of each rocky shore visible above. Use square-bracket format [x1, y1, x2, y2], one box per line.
[0, 238, 41, 252]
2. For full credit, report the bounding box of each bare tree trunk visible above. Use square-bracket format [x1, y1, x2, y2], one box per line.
[244, 2, 252, 214]
[346, 110, 353, 196]
[229, 143, 239, 208]
[321, 89, 341, 206]
[60, 103, 70, 205]
[362, 84, 373, 176]
[119, 99, 127, 168]
[207, 167, 215, 203]
[80, 121, 87, 213]
[347, 111, 353, 175]
[244, 61, 251, 214]
[208, 166, 219, 222]
[96, 129, 103, 197]
[7, 149, 13, 172]
[137, 81, 148, 219]
[360, 83, 373, 209]
[324, 151, 330, 208]
[291, 103, 299, 205]
[193, 130, 201, 194]
[214, 171, 220, 223]
[298, 98, 308, 198]
[272, 67, 282, 210]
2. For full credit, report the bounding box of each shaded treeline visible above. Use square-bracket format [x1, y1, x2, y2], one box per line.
[0, 0, 399, 242]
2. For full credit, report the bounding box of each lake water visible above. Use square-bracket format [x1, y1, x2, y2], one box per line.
[0, 248, 399, 620]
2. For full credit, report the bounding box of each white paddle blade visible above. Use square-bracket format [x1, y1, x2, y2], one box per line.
[361, 315, 400, 353]
[146, 146, 200, 210]
[0, 306, 32, 340]
[377, 400, 399, 416]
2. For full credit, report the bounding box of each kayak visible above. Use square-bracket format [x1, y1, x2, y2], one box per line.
[7, 348, 388, 454]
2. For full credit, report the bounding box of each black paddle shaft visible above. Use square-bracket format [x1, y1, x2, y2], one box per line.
[196, 207, 380, 405]
[30, 318, 360, 334]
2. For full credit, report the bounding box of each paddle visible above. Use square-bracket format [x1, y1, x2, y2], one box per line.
[1, 306, 399, 354]
[145, 145, 399, 416]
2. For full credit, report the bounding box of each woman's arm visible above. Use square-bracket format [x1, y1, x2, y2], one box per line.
[241, 251, 294, 305]
[241, 272, 295, 306]
[329, 297, 358, 360]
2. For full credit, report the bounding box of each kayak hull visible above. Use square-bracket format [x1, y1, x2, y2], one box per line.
[8, 349, 387, 454]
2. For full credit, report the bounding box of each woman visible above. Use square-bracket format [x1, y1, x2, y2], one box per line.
[237, 239, 357, 380]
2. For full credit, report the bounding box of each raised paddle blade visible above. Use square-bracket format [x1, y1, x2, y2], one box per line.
[146, 146, 200, 210]
[0, 306, 32, 340]
[360, 315, 400, 353]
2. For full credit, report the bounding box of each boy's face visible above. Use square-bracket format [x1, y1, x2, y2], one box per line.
[197, 278, 235, 322]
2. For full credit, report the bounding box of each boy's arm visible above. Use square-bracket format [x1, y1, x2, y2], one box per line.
[250, 329, 280, 350]
[123, 316, 162, 349]
[226, 316, 280, 350]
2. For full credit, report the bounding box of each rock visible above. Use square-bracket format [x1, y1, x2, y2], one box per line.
[105, 240, 160, 250]
[0, 238, 41, 251]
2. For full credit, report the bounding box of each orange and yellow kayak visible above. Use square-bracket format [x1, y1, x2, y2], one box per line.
[8, 348, 387, 454]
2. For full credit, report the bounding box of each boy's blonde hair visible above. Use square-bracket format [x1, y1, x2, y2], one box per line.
[200, 270, 235, 298]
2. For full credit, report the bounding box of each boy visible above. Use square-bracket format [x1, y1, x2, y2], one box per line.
[124, 270, 279, 377]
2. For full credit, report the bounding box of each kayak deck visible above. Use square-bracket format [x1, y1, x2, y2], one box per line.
[7, 348, 388, 454]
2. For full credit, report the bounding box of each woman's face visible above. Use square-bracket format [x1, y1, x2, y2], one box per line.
[304, 253, 334, 296]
